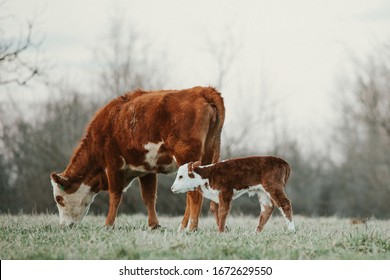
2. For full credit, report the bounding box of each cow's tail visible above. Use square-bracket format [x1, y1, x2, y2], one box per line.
[283, 160, 291, 189]
[202, 87, 225, 164]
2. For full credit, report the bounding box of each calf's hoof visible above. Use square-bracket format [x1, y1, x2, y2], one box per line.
[256, 226, 264, 233]
[287, 221, 296, 232]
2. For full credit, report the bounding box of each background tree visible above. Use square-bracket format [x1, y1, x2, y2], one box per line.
[95, 15, 166, 99]
[0, 1, 43, 87]
[0, 89, 95, 213]
[332, 45, 390, 218]
[0, 15, 172, 214]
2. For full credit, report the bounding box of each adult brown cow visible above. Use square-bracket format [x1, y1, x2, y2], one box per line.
[50, 86, 225, 231]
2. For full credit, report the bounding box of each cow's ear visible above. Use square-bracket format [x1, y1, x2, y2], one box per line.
[51, 173, 69, 190]
[193, 161, 201, 169]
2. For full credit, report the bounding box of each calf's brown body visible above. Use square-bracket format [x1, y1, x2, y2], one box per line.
[189, 156, 294, 232]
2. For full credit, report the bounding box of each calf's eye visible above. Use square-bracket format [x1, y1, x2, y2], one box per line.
[178, 175, 183, 180]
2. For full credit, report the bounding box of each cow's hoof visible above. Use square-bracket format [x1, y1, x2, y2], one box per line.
[150, 224, 161, 230]
[105, 225, 115, 230]
[187, 227, 198, 233]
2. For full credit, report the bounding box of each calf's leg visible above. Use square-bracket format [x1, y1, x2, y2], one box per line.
[210, 201, 219, 227]
[256, 191, 275, 232]
[266, 185, 295, 231]
[217, 193, 232, 233]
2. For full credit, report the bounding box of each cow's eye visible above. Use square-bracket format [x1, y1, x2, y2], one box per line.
[178, 175, 183, 180]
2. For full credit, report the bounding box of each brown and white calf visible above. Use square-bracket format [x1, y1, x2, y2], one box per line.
[50, 86, 225, 231]
[171, 156, 295, 232]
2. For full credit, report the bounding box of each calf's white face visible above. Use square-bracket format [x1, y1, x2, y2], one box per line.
[51, 179, 96, 226]
[171, 163, 205, 193]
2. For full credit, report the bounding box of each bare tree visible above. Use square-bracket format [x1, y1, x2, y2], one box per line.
[0, 6, 176, 214]
[332, 44, 390, 218]
[94, 15, 166, 99]
[0, 2, 44, 87]
[203, 25, 282, 159]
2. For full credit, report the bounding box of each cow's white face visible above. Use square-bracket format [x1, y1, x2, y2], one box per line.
[51, 179, 96, 226]
[171, 163, 205, 193]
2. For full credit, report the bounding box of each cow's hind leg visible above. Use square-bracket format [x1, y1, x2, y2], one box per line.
[177, 192, 202, 232]
[173, 140, 203, 232]
[139, 173, 160, 229]
[256, 191, 275, 232]
[186, 190, 203, 231]
[177, 195, 191, 232]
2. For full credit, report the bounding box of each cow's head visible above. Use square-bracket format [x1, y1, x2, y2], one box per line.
[171, 161, 203, 193]
[50, 173, 97, 226]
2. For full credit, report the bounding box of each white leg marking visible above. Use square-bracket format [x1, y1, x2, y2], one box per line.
[287, 221, 296, 231]
[278, 207, 295, 232]
[258, 191, 272, 211]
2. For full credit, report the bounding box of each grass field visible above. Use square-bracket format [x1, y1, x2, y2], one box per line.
[1, 214, 389, 260]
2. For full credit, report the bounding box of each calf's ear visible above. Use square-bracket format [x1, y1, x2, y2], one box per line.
[188, 161, 201, 178]
[188, 162, 194, 173]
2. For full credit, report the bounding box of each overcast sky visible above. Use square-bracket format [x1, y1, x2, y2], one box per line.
[4, 0, 390, 150]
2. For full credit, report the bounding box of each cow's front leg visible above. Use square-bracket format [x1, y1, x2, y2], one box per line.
[105, 170, 124, 228]
[105, 191, 122, 228]
[139, 173, 160, 229]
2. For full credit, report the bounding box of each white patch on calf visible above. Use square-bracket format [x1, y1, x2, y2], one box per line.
[200, 184, 219, 203]
[231, 184, 266, 200]
[198, 162, 216, 169]
[171, 163, 207, 193]
[258, 191, 272, 211]
[232, 189, 247, 200]
[278, 207, 296, 232]
[287, 221, 296, 231]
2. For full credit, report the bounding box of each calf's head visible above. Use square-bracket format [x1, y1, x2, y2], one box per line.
[50, 173, 97, 226]
[171, 161, 204, 193]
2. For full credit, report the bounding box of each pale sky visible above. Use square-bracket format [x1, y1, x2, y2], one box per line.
[4, 0, 390, 151]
